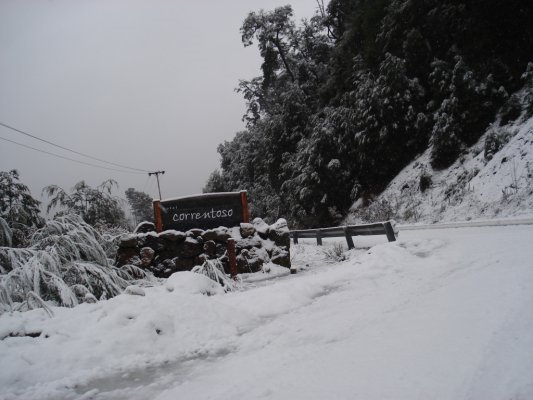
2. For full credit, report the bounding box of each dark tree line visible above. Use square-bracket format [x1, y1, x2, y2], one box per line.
[205, 0, 533, 228]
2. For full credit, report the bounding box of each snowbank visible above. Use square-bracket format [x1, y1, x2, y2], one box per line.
[0, 225, 532, 399]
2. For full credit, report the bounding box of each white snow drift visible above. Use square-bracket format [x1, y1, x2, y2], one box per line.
[0, 224, 532, 400]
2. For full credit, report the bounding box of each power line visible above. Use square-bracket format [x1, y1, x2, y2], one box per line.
[141, 175, 150, 192]
[0, 135, 145, 175]
[0, 121, 150, 173]
[146, 176, 156, 197]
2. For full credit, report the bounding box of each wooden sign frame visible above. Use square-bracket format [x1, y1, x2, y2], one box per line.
[153, 191, 249, 233]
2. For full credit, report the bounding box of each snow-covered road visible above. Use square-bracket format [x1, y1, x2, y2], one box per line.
[1, 225, 532, 400]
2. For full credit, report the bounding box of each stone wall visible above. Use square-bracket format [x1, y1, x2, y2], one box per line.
[115, 218, 291, 278]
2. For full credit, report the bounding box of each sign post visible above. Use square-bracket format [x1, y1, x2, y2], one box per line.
[153, 199, 163, 232]
[227, 238, 238, 280]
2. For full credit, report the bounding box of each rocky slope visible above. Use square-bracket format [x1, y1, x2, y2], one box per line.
[347, 115, 533, 224]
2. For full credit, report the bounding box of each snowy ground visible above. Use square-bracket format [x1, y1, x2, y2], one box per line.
[1, 224, 532, 400]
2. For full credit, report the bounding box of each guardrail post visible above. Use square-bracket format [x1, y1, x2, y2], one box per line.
[293, 232, 299, 244]
[343, 226, 355, 249]
[316, 229, 322, 246]
[383, 222, 396, 242]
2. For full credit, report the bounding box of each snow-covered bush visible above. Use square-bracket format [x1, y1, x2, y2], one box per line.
[484, 126, 514, 161]
[499, 94, 523, 125]
[0, 214, 152, 315]
[419, 171, 432, 192]
[94, 223, 130, 259]
[356, 199, 398, 223]
[323, 242, 347, 263]
[191, 258, 237, 293]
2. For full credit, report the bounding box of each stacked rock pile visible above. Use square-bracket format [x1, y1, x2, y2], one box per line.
[115, 218, 291, 278]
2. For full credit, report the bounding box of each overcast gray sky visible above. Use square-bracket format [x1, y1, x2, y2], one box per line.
[0, 0, 319, 208]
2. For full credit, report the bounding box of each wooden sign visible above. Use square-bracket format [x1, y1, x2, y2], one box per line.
[153, 191, 249, 232]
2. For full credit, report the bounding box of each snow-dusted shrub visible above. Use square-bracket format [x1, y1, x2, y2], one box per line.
[0, 214, 152, 314]
[191, 258, 236, 293]
[441, 167, 482, 207]
[30, 215, 108, 266]
[94, 224, 130, 259]
[356, 199, 398, 223]
[484, 126, 514, 161]
[419, 171, 432, 192]
[402, 202, 422, 223]
[500, 94, 523, 125]
[323, 242, 347, 263]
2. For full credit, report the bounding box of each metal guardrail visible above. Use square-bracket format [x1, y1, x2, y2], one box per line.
[290, 218, 532, 249]
[398, 217, 533, 230]
[290, 221, 397, 249]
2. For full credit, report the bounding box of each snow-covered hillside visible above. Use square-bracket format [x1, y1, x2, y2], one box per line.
[1, 225, 532, 400]
[348, 116, 533, 224]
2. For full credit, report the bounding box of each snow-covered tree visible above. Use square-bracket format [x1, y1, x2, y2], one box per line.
[0, 170, 44, 247]
[43, 179, 127, 228]
[125, 188, 153, 224]
[206, 0, 533, 228]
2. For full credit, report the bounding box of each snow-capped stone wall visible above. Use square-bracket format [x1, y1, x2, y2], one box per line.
[115, 218, 291, 278]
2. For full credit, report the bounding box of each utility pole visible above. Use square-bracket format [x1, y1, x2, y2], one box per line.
[148, 171, 165, 200]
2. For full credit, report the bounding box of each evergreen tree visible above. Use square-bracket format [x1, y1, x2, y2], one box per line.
[125, 188, 153, 224]
[0, 170, 44, 247]
[428, 56, 506, 168]
[203, 170, 227, 194]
